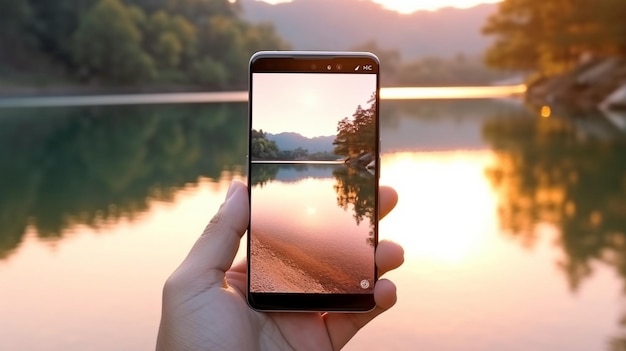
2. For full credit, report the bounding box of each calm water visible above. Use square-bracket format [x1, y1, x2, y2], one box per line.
[250, 164, 375, 293]
[0, 95, 625, 350]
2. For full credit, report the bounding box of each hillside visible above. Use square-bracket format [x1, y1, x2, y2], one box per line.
[267, 132, 336, 153]
[240, 0, 497, 58]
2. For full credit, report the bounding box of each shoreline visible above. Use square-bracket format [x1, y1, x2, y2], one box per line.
[250, 235, 327, 293]
[250, 230, 372, 294]
[0, 84, 526, 100]
[527, 57, 626, 111]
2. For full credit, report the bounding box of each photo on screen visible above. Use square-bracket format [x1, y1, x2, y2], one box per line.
[249, 72, 378, 294]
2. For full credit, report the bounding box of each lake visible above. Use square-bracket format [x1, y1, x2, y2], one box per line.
[0, 91, 625, 350]
[249, 163, 376, 294]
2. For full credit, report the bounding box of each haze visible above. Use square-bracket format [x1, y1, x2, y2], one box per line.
[258, 0, 502, 13]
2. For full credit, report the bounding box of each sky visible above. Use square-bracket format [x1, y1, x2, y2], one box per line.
[252, 73, 376, 138]
[257, 0, 502, 13]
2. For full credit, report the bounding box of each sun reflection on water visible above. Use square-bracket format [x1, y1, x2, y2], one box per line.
[380, 150, 498, 263]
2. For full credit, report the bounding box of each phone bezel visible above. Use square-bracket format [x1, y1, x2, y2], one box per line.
[247, 51, 381, 312]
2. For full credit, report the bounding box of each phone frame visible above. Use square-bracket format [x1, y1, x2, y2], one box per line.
[246, 51, 381, 312]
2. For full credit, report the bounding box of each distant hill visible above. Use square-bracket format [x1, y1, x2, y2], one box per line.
[240, 0, 497, 58]
[267, 132, 336, 153]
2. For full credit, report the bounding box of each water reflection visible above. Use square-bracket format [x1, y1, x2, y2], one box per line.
[0, 103, 247, 259]
[483, 112, 626, 291]
[250, 163, 376, 234]
[482, 109, 626, 348]
[249, 164, 375, 293]
[1, 98, 625, 350]
[333, 165, 376, 245]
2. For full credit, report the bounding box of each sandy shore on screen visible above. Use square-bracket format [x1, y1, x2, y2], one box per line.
[250, 231, 368, 293]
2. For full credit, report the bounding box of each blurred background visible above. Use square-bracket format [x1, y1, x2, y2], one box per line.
[1, 0, 625, 350]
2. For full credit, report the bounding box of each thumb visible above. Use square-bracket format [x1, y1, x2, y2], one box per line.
[177, 180, 249, 280]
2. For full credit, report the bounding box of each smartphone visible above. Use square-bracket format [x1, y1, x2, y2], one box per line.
[247, 51, 380, 311]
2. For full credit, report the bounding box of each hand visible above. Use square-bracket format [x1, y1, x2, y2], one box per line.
[156, 180, 404, 350]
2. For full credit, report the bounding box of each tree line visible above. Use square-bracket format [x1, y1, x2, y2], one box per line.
[251, 92, 378, 162]
[0, 103, 247, 259]
[250, 129, 337, 161]
[482, 0, 626, 76]
[352, 41, 509, 86]
[0, 0, 288, 87]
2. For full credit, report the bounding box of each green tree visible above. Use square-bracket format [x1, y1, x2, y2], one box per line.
[596, 0, 626, 55]
[193, 15, 244, 84]
[333, 94, 377, 158]
[242, 22, 289, 54]
[190, 57, 229, 86]
[143, 10, 196, 71]
[291, 147, 309, 160]
[0, 0, 35, 69]
[155, 31, 183, 68]
[1, 0, 288, 87]
[127, 0, 240, 24]
[0, 0, 32, 40]
[24, 0, 99, 63]
[483, 0, 626, 75]
[195, 15, 288, 87]
[393, 55, 507, 86]
[250, 129, 279, 160]
[71, 0, 156, 83]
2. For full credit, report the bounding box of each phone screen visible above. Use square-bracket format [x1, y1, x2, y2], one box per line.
[247, 52, 380, 311]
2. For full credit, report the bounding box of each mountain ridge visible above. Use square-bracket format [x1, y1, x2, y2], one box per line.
[267, 132, 336, 153]
[240, 0, 497, 58]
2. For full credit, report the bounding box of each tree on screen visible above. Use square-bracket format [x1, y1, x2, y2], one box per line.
[333, 93, 376, 158]
[250, 129, 279, 160]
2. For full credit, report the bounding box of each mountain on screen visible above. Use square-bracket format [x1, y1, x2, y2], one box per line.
[267, 132, 336, 153]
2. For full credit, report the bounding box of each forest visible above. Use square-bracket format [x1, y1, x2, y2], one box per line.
[0, 0, 288, 88]
[6, 0, 626, 89]
[0, 0, 515, 90]
[483, 0, 626, 76]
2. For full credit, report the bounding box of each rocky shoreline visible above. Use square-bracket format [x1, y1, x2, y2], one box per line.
[527, 57, 626, 111]
[344, 151, 376, 170]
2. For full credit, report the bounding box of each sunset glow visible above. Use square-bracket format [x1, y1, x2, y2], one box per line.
[258, 0, 502, 13]
[370, 0, 502, 13]
[252, 73, 376, 138]
[380, 151, 497, 262]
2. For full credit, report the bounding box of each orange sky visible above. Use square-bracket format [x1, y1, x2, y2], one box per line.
[257, 0, 502, 13]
